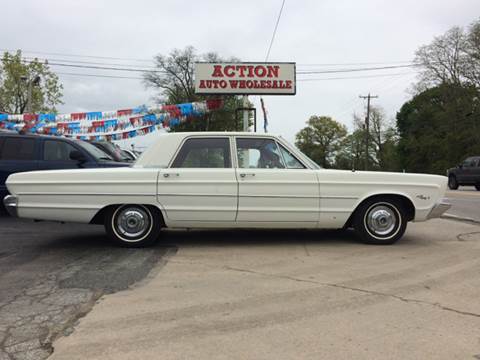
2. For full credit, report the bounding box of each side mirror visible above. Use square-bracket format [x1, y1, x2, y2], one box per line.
[458, 163, 463, 169]
[70, 150, 87, 163]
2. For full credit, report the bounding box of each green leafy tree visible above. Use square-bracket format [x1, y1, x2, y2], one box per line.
[0, 51, 63, 113]
[396, 83, 480, 174]
[295, 116, 348, 168]
[143, 46, 248, 132]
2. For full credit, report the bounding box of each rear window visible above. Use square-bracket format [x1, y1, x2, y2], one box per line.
[0, 137, 36, 160]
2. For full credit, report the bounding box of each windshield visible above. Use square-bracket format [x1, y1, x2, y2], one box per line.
[98, 142, 133, 162]
[75, 140, 114, 161]
[278, 136, 322, 169]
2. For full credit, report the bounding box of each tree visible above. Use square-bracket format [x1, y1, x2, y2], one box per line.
[143, 46, 247, 132]
[334, 108, 400, 171]
[295, 116, 347, 168]
[414, 18, 480, 90]
[0, 51, 63, 114]
[396, 83, 480, 174]
[334, 130, 365, 170]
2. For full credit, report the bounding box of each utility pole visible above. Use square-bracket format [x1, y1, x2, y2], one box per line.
[242, 95, 249, 132]
[21, 75, 41, 114]
[359, 93, 378, 171]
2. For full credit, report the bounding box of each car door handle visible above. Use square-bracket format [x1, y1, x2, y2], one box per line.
[163, 173, 180, 178]
[239, 173, 255, 178]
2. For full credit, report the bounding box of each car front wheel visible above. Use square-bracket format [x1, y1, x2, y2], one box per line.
[448, 175, 459, 190]
[353, 198, 407, 245]
[105, 204, 162, 247]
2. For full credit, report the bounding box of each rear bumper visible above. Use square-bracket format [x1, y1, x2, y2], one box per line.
[427, 200, 451, 219]
[3, 195, 18, 217]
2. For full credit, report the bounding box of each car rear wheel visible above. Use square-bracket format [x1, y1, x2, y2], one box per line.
[448, 175, 459, 190]
[105, 204, 162, 247]
[353, 198, 407, 245]
[475, 184, 480, 191]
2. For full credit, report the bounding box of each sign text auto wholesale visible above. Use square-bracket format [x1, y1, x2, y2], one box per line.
[194, 62, 296, 95]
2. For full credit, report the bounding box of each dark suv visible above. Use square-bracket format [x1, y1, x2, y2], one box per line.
[0, 133, 130, 202]
[447, 156, 480, 190]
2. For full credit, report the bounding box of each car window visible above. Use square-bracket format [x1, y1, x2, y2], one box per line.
[277, 142, 305, 169]
[463, 158, 475, 167]
[0, 138, 35, 160]
[43, 140, 77, 161]
[75, 141, 113, 161]
[171, 138, 231, 168]
[236, 138, 285, 169]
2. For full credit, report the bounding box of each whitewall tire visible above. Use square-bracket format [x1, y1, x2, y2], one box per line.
[105, 204, 162, 247]
[353, 198, 407, 245]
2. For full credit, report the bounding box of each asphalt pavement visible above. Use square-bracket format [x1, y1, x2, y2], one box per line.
[0, 215, 172, 360]
[445, 186, 480, 222]
[49, 219, 480, 360]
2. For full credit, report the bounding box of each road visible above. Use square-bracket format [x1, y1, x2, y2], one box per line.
[49, 219, 480, 360]
[445, 186, 480, 222]
[0, 216, 171, 360]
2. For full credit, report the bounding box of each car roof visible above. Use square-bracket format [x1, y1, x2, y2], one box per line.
[0, 132, 78, 142]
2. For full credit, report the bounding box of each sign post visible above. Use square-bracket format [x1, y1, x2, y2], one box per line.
[194, 62, 296, 132]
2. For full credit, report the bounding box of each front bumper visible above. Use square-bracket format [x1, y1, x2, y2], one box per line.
[3, 195, 18, 217]
[427, 200, 451, 219]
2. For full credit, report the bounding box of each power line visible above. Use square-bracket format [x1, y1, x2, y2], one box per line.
[21, 58, 416, 75]
[297, 71, 417, 81]
[265, 0, 286, 61]
[297, 61, 413, 67]
[21, 56, 157, 70]
[56, 72, 143, 80]
[296, 64, 418, 75]
[0, 48, 153, 62]
[21, 59, 165, 73]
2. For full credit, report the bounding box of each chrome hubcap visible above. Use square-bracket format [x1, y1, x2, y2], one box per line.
[367, 205, 397, 236]
[116, 207, 151, 239]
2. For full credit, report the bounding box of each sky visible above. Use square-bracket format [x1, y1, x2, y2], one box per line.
[1, 0, 479, 148]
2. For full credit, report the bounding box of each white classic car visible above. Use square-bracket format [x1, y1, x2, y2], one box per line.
[3, 132, 450, 247]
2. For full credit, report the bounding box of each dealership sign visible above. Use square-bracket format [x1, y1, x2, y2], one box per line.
[194, 62, 296, 95]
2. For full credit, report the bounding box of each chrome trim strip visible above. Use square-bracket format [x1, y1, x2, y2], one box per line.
[17, 192, 156, 196]
[19, 204, 100, 210]
[320, 195, 359, 199]
[319, 181, 440, 189]
[9, 180, 157, 185]
[165, 208, 319, 213]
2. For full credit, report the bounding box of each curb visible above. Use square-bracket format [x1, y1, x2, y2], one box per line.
[441, 213, 480, 225]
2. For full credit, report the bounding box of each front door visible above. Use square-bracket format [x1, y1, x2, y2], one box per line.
[157, 137, 238, 222]
[234, 137, 319, 226]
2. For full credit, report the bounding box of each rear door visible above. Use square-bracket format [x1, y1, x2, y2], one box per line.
[38, 139, 85, 170]
[0, 136, 39, 194]
[234, 137, 319, 226]
[157, 137, 238, 222]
